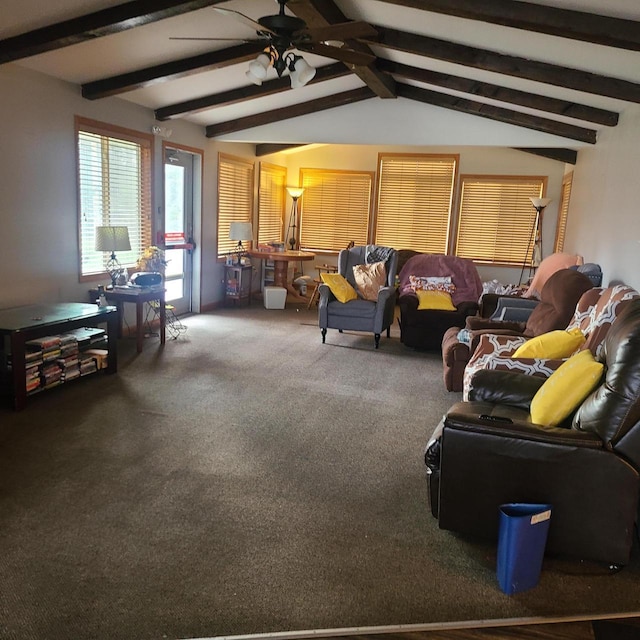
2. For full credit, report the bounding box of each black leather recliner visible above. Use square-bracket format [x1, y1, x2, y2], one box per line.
[426, 298, 640, 566]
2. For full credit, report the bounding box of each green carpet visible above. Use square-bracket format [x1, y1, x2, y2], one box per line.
[0, 305, 638, 640]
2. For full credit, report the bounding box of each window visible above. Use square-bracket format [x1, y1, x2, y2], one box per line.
[554, 172, 573, 253]
[455, 175, 546, 265]
[375, 154, 458, 253]
[76, 117, 152, 279]
[299, 169, 373, 251]
[257, 162, 286, 244]
[217, 153, 254, 258]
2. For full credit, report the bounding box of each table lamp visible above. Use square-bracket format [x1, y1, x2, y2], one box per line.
[95, 225, 131, 287]
[229, 222, 253, 264]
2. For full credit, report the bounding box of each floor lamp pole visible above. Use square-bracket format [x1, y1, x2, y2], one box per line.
[286, 187, 304, 251]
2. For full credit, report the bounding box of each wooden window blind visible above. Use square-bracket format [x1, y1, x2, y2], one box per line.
[258, 162, 286, 244]
[218, 153, 254, 258]
[299, 169, 373, 251]
[455, 175, 546, 265]
[375, 154, 458, 253]
[76, 117, 152, 280]
[554, 172, 573, 253]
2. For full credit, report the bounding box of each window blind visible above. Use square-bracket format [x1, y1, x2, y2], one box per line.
[554, 172, 573, 253]
[299, 169, 373, 251]
[375, 154, 457, 253]
[258, 162, 286, 245]
[76, 117, 152, 279]
[218, 153, 254, 258]
[455, 176, 545, 265]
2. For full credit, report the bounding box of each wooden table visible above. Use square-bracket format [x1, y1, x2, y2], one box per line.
[0, 303, 118, 410]
[90, 286, 165, 353]
[247, 249, 315, 303]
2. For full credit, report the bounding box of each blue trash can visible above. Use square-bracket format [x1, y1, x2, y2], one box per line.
[497, 503, 552, 595]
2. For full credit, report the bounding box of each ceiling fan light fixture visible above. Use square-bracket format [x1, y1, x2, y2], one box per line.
[289, 55, 316, 88]
[246, 53, 271, 85]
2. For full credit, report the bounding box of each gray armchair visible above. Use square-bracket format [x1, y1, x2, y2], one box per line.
[318, 245, 398, 349]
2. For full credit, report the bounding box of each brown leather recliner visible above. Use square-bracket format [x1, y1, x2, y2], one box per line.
[426, 298, 640, 566]
[442, 268, 594, 391]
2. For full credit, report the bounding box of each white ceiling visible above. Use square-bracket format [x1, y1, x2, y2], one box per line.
[5, 0, 640, 148]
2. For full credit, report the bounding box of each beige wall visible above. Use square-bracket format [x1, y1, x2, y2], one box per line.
[1, 61, 638, 313]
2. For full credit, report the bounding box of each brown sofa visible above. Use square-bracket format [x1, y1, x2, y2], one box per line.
[426, 298, 640, 566]
[397, 253, 483, 351]
[441, 268, 593, 392]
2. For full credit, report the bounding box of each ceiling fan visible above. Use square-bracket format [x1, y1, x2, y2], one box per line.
[170, 0, 377, 87]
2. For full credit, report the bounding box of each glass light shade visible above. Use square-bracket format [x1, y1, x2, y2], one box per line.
[246, 53, 270, 85]
[95, 226, 131, 252]
[290, 56, 316, 88]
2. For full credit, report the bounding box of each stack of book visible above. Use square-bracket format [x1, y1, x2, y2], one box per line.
[41, 362, 63, 390]
[57, 333, 80, 382]
[79, 355, 98, 376]
[25, 361, 42, 394]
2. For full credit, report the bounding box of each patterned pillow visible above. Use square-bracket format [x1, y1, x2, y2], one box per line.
[353, 261, 387, 301]
[409, 275, 456, 295]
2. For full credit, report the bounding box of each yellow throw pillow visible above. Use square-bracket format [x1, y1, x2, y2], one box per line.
[352, 261, 386, 301]
[416, 289, 456, 311]
[512, 327, 585, 359]
[321, 273, 358, 303]
[530, 349, 604, 426]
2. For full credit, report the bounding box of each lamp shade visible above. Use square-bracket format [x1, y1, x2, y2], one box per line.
[229, 221, 253, 242]
[286, 187, 304, 199]
[289, 56, 316, 88]
[529, 197, 552, 209]
[95, 226, 131, 252]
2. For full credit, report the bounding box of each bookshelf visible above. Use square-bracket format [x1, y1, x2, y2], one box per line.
[0, 303, 118, 410]
[224, 265, 252, 306]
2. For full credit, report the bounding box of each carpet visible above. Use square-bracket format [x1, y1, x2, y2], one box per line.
[0, 305, 639, 640]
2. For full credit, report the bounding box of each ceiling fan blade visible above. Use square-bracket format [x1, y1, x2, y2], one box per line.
[169, 37, 258, 42]
[214, 7, 276, 35]
[300, 21, 378, 44]
[298, 42, 376, 67]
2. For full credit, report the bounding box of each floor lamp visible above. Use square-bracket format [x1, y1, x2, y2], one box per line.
[286, 187, 304, 251]
[529, 197, 552, 267]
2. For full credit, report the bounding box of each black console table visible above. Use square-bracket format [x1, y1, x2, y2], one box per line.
[0, 302, 118, 410]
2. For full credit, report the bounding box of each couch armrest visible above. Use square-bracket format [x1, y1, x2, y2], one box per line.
[457, 300, 480, 315]
[468, 369, 544, 409]
[398, 293, 418, 312]
[465, 316, 526, 332]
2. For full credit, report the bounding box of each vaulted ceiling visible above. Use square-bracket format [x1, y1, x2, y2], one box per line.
[3, 0, 640, 162]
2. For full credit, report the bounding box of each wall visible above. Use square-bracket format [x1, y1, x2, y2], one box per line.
[566, 104, 640, 291]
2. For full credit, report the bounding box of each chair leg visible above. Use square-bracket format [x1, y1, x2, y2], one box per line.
[321, 328, 327, 343]
[374, 333, 381, 349]
[386, 326, 391, 338]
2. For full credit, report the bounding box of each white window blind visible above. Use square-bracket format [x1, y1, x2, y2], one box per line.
[299, 169, 373, 251]
[258, 162, 286, 244]
[218, 153, 254, 258]
[375, 154, 457, 253]
[554, 172, 573, 253]
[455, 175, 545, 265]
[76, 117, 152, 279]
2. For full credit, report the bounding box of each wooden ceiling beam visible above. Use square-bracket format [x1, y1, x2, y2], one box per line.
[377, 58, 619, 127]
[514, 148, 578, 165]
[376, 0, 640, 52]
[397, 83, 597, 144]
[155, 62, 351, 120]
[288, 0, 396, 99]
[366, 27, 640, 104]
[82, 43, 261, 99]
[0, 0, 227, 64]
[206, 87, 375, 137]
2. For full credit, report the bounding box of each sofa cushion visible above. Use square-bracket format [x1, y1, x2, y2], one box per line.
[321, 273, 358, 303]
[352, 261, 386, 301]
[530, 350, 604, 426]
[512, 328, 585, 359]
[417, 290, 456, 311]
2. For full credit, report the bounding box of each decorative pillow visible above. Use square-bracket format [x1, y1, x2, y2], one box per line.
[321, 273, 358, 303]
[530, 349, 604, 426]
[512, 327, 585, 359]
[409, 275, 456, 294]
[352, 261, 386, 301]
[416, 289, 457, 311]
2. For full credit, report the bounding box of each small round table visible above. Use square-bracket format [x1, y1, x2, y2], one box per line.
[247, 249, 315, 303]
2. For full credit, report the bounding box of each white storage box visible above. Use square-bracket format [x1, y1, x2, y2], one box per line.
[264, 286, 287, 309]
